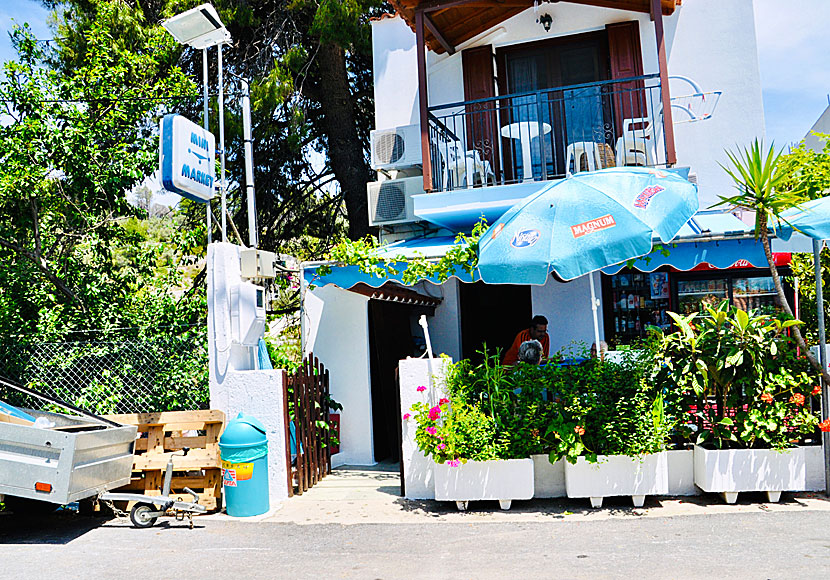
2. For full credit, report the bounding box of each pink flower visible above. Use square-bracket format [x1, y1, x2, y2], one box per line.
[402, 413, 411, 420]
[416, 386, 427, 392]
[439, 397, 450, 406]
[428, 406, 441, 421]
[437, 443, 446, 450]
[447, 459, 461, 467]
[425, 426, 437, 435]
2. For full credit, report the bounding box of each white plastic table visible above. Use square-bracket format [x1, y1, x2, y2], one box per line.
[500, 121, 552, 181]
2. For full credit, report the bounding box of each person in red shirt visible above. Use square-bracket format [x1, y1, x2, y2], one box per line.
[502, 315, 550, 365]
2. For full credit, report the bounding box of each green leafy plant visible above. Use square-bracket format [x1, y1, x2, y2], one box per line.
[544, 347, 670, 464]
[315, 219, 488, 285]
[407, 392, 506, 466]
[654, 301, 819, 450]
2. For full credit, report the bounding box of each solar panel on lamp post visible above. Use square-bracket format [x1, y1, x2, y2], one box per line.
[162, 3, 232, 243]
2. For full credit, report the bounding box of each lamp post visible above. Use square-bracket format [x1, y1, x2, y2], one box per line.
[162, 3, 231, 243]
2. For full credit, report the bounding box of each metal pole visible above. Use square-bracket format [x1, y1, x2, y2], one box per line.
[218, 43, 227, 243]
[202, 47, 212, 245]
[812, 239, 830, 496]
[589, 272, 602, 357]
[241, 77, 257, 248]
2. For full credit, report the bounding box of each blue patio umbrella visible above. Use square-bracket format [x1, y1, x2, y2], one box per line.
[477, 166, 698, 349]
[778, 196, 830, 241]
[477, 166, 698, 284]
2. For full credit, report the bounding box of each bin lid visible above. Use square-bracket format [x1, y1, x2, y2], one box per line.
[219, 412, 268, 447]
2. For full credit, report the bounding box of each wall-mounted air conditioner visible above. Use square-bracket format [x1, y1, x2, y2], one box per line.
[370, 124, 422, 170]
[367, 176, 423, 226]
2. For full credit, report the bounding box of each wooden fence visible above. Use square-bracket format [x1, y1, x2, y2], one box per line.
[283, 354, 331, 496]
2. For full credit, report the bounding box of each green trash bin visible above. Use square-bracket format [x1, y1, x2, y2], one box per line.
[219, 413, 270, 517]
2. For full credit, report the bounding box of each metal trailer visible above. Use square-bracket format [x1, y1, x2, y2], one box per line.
[0, 377, 137, 507]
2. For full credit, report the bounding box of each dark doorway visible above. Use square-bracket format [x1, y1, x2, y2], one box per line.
[368, 300, 418, 463]
[459, 282, 532, 365]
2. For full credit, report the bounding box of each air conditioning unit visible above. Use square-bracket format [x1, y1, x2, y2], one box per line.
[367, 176, 423, 226]
[370, 124, 422, 170]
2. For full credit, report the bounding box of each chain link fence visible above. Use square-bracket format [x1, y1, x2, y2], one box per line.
[0, 327, 209, 414]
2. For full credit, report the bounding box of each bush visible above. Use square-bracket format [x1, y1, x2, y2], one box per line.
[653, 302, 820, 450]
[544, 348, 670, 464]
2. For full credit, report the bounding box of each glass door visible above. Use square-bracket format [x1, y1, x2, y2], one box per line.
[676, 278, 729, 316]
[732, 277, 780, 316]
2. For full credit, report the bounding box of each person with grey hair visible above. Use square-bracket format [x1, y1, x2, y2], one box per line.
[517, 339, 544, 365]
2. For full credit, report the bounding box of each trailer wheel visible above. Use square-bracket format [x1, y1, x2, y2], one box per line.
[129, 502, 158, 528]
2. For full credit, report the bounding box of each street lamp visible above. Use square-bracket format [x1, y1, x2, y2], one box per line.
[162, 3, 231, 243]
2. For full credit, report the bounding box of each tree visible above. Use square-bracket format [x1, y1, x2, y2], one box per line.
[715, 139, 830, 384]
[0, 9, 200, 337]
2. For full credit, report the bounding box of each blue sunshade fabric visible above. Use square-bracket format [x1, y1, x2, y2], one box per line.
[305, 211, 796, 290]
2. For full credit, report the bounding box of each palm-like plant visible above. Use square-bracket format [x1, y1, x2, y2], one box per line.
[714, 139, 830, 383]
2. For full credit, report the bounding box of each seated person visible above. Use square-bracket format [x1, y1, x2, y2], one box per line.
[517, 339, 543, 365]
[503, 315, 550, 365]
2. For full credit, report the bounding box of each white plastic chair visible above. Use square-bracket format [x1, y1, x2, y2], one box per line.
[444, 142, 495, 188]
[615, 118, 657, 167]
[565, 142, 603, 176]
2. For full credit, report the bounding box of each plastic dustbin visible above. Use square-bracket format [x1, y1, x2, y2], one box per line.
[219, 413, 270, 517]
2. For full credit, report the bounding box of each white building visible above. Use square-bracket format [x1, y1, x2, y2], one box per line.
[302, 0, 804, 466]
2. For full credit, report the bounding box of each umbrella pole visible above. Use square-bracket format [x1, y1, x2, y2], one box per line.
[812, 239, 830, 497]
[589, 272, 602, 360]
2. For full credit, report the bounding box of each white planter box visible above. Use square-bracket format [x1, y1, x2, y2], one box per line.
[667, 448, 699, 496]
[693, 445, 806, 504]
[564, 452, 668, 508]
[532, 454, 566, 498]
[434, 458, 534, 511]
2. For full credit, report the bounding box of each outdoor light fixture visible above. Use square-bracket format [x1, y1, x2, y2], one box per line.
[538, 13, 553, 32]
[162, 3, 230, 49]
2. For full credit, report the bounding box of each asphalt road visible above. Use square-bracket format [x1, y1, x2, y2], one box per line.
[1, 509, 829, 579]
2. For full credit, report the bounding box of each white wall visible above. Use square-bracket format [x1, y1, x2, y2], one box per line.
[423, 278, 463, 361]
[372, 0, 765, 209]
[208, 242, 288, 503]
[532, 274, 605, 356]
[372, 17, 420, 130]
[303, 285, 374, 466]
[666, 0, 765, 209]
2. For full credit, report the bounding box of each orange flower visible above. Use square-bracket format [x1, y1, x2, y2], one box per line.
[812, 385, 823, 396]
[790, 393, 805, 406]
[760, 393, 774, 404]
[819, 419, 830, 432]
[574, 426, 585, 436]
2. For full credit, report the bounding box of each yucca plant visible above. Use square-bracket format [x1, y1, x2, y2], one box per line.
[714, 139, 830, 384]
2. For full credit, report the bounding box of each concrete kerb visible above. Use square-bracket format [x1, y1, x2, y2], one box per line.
[191, 465, 830, 526]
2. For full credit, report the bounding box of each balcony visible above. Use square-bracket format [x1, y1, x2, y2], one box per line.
[426, 74, 667, 193]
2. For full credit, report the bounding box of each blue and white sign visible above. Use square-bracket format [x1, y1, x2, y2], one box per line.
[159, 114, 216, 203]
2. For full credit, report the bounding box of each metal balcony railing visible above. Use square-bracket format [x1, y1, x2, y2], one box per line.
[427, 74, 666, 192]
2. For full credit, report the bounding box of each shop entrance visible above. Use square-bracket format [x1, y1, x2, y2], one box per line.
[459, 282, 532, 364]
[367, 299, 418, 463]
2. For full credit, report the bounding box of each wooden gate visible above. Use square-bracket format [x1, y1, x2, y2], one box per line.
[282, 354, 331, 496]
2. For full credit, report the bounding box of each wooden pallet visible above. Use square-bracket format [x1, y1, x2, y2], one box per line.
[103, 410, 225, 511]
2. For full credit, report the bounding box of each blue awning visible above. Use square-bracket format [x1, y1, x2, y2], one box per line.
[305, 212, 809, 290]
[303, 235, 477, 289]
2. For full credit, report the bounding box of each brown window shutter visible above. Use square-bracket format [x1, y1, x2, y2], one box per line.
[461, 45, 499, 183]
[607, 21, 645, 135]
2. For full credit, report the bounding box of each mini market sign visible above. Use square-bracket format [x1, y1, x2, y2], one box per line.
[160, 114, 216, 203]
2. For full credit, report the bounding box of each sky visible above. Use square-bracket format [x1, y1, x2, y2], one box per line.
[1, 0, 828, 199]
